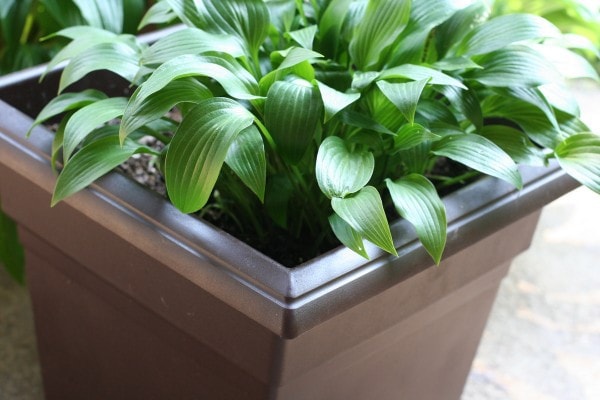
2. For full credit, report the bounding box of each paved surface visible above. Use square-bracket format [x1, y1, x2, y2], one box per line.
[0, 82, 598, 399]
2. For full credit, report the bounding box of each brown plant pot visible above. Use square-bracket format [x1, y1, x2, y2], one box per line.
[0, 65, 579, 400]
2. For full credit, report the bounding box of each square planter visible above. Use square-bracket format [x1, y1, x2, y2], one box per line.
[0, 66, 579, 399]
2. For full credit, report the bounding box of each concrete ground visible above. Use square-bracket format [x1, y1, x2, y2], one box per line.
[0, 82, 598, 399]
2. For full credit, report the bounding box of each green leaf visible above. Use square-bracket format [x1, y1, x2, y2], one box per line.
[329, 213, 368, 259]
[349, 0, 411, 70]
[386, 174, 446, 264]
[376, 79, 428, 124]
[0, 201, 25, 285]
[52, 137, 155, 206]
[264, 78, 323, 164]
[316, 80, 361, 123]
[316, 136, 374, 199]
[332, 186, 397, 256]
[71, 0, 124, 33]
[141, 28, 245, 66]
[59, 42, 141, 93]
[120, 78, 212, 142]
[499, 86, 559, 130]
[555, 133, 600, 194]
[482, 95, 565, 148]
[319, 0, 354, 58]
[224, 125, 266, 202]
[340, 110, 394, 135]
[42, 27, 120, 77]
[195, 0, 270, 56]
[432, 134, 523, 189]
[435, 1, 489, 58]
[135, 54, 261, 102]
[386, 0, 467, 66]
[164, 0, 203, 27]
[288, 25, 318, 50]
[440, 84, 483, 131]
[165, 98, 255, 213]
[432, 57, 482, 71]
[63, 97, 129, 161]
[379, 64, 466, 89]
[480, 125, 546, 166]
[28, 90, 108, 136]
[394, 123, 440, 152]
[138, 0, 177, 29]
[277, 47, 324, 70]
[455, 14, 560, 56]
[468, 46, 561, 88]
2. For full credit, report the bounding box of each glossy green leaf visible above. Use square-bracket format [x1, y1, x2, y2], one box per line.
[432, 134, 523, 188]
[394, 123, 440, 152]
[555, 133, 600, 194]
[164, 0, 203, 27]
[0, 201, 25, 285]
[329, 213, 368, 259]
[480, 125, 546, 166]
[42, 27, 120, 76]
[316, 136, 374, 199]
[316, 80, 361, 123]
[278, 47, 324, 70]
[349, 0, 411, 70]
[135, 54, 260, 102]
[141, 28, 245, 66]
[440, 84, 483, 131]
[28, 90, 108, 136]
[224, 125, 266, 202]
[386, 174, 447, 264]
[319, 0, 354, 58]
[72, 0, 124, 33]
[435, 1, 489, 57]
[332, 186, 397, 256]
[379, 65, 466, 89]
[264, 78, 323, 164]
[59, 42, 141, 93]
[455, 14, 560, 56]
[352, 71, 380, 91]
[386, 0, 468, 66]
[482, 95, 565, 148]
[376, 79, 428, 124]
[63, 97, 129, 161]
[165, 98, 255, 213]
[288, 25, 318, 50]
[340, 110, 394, 135]
[265, 0, 296, 33]
[120, 78, 211, 142]
[499, 86, 559, 130]
[138, 0, 177, 29]
[468, 46, 561, 88]
[52, 137, 155, 206]
[432, 57, 482, 71]
[195, 0, 270, 56]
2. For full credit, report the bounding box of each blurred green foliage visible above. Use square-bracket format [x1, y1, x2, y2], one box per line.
[0, 0, 148, 74]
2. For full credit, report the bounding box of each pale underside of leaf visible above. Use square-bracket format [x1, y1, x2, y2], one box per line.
[316, 136, 374, 199]
[386, 174, 447, 264]
[555, 133, 600, 194]
[331, 186, 397, 256]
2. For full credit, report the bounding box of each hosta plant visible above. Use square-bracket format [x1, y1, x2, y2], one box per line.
[31, 0, 600, 266]
[0, 0, 149, 283]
